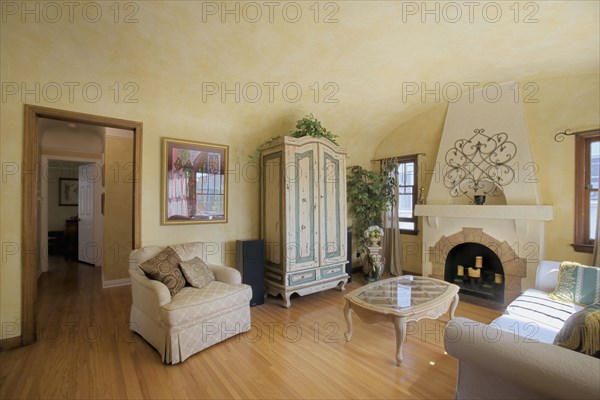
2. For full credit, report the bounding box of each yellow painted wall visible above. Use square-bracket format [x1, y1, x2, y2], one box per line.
[526, 74, 600, 263]
[103, 137, 133, 282]
[0, 2, 598, 340]
[373, 103, 448, 274]
[0, 3, 374, 339]
[373, 74, 600, 273]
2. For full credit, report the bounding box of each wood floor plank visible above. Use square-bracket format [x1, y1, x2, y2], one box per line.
[0, 257, 503, 399]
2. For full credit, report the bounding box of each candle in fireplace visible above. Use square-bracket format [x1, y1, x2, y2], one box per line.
[468, 267, 480, 278]
[495, 273, 503, 284]
[457, 265, 464, 276]
[475, 256, 483, 268]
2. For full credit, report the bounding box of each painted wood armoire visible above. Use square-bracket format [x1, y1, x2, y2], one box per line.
[260, 136, 349, 308]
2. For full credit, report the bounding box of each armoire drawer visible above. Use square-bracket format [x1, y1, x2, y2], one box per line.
[320, 264, 345, 279]
[288, 270, 317, 286]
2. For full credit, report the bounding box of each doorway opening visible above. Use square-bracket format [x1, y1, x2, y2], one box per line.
[41, 158, 101, 272]
[22, 105, 143, 346]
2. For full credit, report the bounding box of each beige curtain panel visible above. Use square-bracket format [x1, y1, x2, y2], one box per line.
[593, 208, 600, 267]
[381, 159, 403, 276]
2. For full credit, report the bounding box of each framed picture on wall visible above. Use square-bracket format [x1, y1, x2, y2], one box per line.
[59, 178, 79, 206]
[161, 137, 229, 224]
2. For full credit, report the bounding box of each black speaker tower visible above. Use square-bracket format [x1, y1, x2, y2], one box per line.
[236, 239, 265, 307]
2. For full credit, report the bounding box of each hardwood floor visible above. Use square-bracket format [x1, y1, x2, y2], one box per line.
[0, 258, 502, 399]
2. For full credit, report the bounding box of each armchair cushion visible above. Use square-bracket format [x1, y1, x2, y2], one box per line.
[554, 303, 600, 358]
[179, 257, 215, 289]
[139, 246, 186, 296]
[161, 281, 251, 328]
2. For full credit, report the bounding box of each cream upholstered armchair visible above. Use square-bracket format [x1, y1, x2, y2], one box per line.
[129, 242, 252, 364]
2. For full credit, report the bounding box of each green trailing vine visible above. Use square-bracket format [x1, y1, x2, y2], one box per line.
[346, 164, 396, 251]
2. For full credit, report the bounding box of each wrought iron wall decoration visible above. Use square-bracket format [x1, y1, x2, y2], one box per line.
[554, 129, 576, 142]
[443, 129, 517, 200]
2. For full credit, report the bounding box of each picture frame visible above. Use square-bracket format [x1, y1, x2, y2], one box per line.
[162, 137, 229, 224]
[59, 178, 79, 206]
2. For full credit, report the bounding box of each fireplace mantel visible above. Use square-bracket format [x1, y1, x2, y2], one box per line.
[418, 83, 555, 292]
[415, 205, 553, 221]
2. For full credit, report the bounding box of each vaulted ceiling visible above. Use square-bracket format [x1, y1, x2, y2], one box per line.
[2, 1, 598, 165]
[131, 1, 599, 161]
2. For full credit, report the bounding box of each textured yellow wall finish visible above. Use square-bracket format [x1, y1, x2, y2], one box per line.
[374, 74, 599, 273]
[526, 74, 600, 264]
[1, 1, 598, 339]
[103, 137, 134, 282]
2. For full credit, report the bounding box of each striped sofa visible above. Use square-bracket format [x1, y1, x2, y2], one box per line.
[445, 261, 600, 399]
[491, 260, 586, 343]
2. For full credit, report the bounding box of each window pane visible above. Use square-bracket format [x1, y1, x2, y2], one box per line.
[575, 132, 600, 249]
[389, 156, 418, 233]
[399, 221, 415, 231]
[397, 164, 405, 186]
[398, 194, 413, 218]
[590, 141, 600, 190]
[406, 162, 414, 186]
[590, 191, 598, 241]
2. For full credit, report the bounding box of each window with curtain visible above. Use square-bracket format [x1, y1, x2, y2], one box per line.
[573, 130, 600, 253]
[395, 155, 418, 234]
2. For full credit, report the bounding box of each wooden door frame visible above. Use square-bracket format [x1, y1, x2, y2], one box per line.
[21, 104, 143, 346]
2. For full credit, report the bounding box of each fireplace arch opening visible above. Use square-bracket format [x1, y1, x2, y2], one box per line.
[444, 242, 504, 303]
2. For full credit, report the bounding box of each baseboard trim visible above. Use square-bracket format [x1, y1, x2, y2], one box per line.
[102, 277, 131, 288]
[0, 335, 22, 352]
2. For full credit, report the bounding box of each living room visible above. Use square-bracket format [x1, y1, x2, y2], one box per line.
[1, 1, 599, 399]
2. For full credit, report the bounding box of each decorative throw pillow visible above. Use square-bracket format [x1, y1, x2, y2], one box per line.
[549, 262, 600, 306]
[139, 246, 185, 296]
[554, 303, 600, 358]
[179, 257, 215, 289]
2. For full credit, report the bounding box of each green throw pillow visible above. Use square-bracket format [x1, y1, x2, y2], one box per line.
[554, 303, 600, 358]
[549, 262, 600, 306]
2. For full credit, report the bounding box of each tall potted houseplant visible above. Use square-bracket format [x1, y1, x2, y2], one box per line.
[346, 164, 396, 252]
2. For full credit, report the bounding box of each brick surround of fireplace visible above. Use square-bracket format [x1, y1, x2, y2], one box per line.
[430, 227, 526, 305]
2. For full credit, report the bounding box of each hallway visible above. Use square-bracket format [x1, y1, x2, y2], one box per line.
[1, 257, 137, 398]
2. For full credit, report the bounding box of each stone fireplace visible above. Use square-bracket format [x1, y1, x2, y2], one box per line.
[433, 227, 525, 304]
[414, 83, 553, 303]
[416, 205, 552, 305]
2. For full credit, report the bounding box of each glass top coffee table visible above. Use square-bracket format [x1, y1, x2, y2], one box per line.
[344, 275, 459, 365]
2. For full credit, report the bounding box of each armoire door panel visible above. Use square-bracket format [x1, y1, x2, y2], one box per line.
[286, 144, 319, 271]
[319, 145, 347, 265]
[322, 152, 341, 260]
[262, 151, 283, 267]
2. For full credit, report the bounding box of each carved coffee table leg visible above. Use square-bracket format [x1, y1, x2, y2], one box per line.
[393, 317, 407, 366]
[344, 300, 353, 341]
[449, 293, 459, 319]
